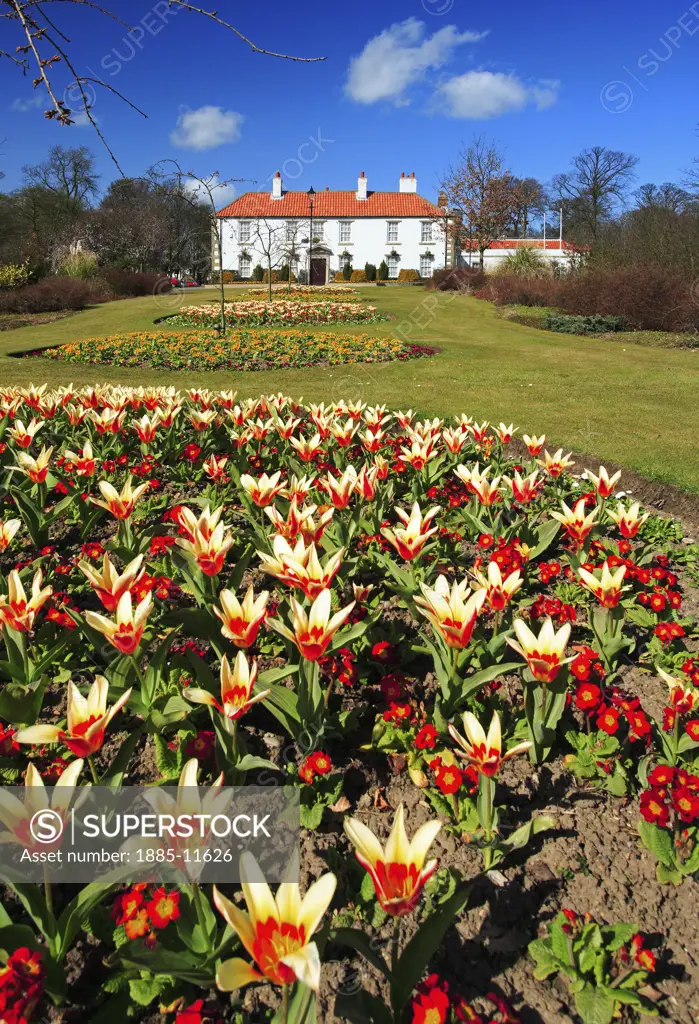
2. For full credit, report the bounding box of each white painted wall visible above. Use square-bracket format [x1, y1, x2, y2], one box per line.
[458, 247, 576, 272]
[218, 214, 448, 280]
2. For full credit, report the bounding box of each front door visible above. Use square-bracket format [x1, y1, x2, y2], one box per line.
[310, 257, 326, 285]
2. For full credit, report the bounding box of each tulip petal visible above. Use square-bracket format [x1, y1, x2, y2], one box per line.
[344, 816, 384, 869]
[408, 819, 442, 871]
[281, 941, 322, 992]
[14, 724, 62, 745]
[216, 957, 261, 991]
[299, 872, 337, 938]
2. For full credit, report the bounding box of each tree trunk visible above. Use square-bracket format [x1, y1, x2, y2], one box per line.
[217, 218, 225, 334]
[479, 248, 485, 270]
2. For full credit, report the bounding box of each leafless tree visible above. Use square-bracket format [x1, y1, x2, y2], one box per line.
[551, 146, 639, 241]
[280, 221, 303, 293]
[152, 160, 250, 332]
[1, 1, 325, 172]
[22, 144, 99, 202]
[440, 136, 523, 269]
[635, 182, 692, 214]
[252, 220, 287, 300]
[507, 176, 547, 237]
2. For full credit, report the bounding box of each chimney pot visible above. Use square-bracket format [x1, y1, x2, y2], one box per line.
[356, 172, 368, 200]
[271, 172, 283, 199]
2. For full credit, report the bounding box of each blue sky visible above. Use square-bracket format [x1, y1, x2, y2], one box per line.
[2, 0, 698, 205]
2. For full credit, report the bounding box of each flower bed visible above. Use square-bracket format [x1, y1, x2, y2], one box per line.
[163, 299, 389, 328]
[34, 329, 433, 371]
[0, 388, 697, 1022]
[240, 286, 361, 300]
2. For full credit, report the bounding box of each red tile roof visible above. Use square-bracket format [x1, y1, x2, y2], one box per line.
[459, 238, 586, 251]
[216, 190, 444, 219]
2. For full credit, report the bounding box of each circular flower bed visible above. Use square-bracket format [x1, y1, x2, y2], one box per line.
[163, 300, 390, 328]
[35, 330, 434, 371]
[0, 388, 696, 1022]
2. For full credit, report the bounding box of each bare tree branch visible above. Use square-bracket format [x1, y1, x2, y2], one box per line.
[165, 1, 327, 62]
[2, 0, 326, 173]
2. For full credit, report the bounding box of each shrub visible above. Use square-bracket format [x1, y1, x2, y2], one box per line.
[426, 266, 487, 292]
[333, 270, 346, 282]
[262, 270, 281, 284]
[543, 313, 629, 335]
[475, 274, 561, 307]
[58, 251, 99, 280]
[555, 267, 698, 332]
[101, 269, 172, 297]
[365, 263, 377, 282]
[398, 269, 419, 283]
[0, 277, 105, 313]
[350, 269, 367, 283]
[498, 247, 549, 278]
[252, 264, 264, 282]
[0, 259, 32, 290]
[378, 260, 389, 281]
[342, 263, 353, 281]
[475, 266, 699, 333]
[278, 264, 297, 283]
[222, 270, 235, 284]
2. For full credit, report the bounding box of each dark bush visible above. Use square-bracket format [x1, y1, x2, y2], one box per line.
[543, 313, 628, 335]
[555, 268, 698, 332]
[101, 268, 172, 297]
[0, 277, 107, 313]
[474, 266, 699, 333]
[378, 260, 389, 281]
[364, 263, 377, 282]
[426, 265, 487, 292]
[474, 274, 561, 306]
[252, 264, 264, 282]
[342, 263, 353, 281]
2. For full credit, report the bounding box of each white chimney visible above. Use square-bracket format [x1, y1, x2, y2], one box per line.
[271, 171, 282, 200]
[399, 171, 417, 194]
[356, 171, 367, 201]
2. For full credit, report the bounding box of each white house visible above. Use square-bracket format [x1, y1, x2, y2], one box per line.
[458, 238, 583, 272]
[214, 172, 448, 284]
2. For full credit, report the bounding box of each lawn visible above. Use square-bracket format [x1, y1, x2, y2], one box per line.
[1, 285, 698, 492]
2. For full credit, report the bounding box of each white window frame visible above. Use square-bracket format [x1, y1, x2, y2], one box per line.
[386, 221, 399, 243]
[387, 254, 399, 279]
[339, 253, 351, 270]
[339, 221, 352, 244]
[238, 221, 251, 243]
[313, 220, 325, 240]
[286, 220, 298, 242]
[419, 255, 432, 278]
[238, 255, 252, 279]
[420, 221, 433, 243]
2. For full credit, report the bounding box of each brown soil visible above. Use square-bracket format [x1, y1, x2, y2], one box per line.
[0, 311, 76, 331]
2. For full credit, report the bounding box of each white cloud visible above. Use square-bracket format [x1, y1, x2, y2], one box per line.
[11, 95, 44, 112]
[436, 71, 560, 118]
[70, 110, 93, 127]
[170, 105, 243, 150]
[183, 174, 236, 208]
[345, 18, 487, 105]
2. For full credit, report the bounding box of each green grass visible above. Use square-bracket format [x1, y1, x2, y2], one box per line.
[1, 286, 698, 492]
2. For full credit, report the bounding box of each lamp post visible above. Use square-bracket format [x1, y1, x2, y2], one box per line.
[307, 186, 315, 285]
